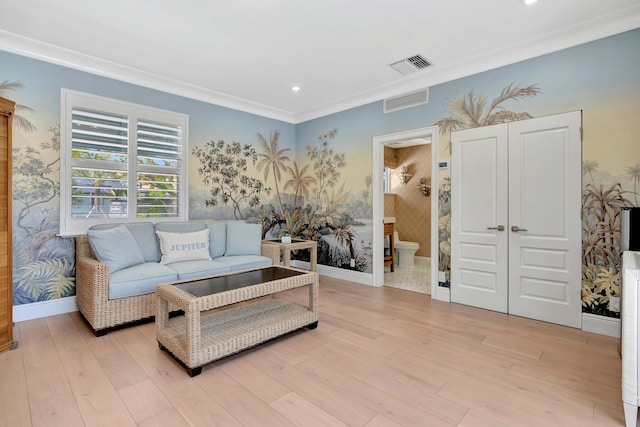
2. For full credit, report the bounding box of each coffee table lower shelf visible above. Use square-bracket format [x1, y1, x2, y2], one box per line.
[157, 298, 318, 376]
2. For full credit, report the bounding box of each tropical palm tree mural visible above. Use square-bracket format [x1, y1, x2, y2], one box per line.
[283, 161, 316, 210]
[256, 130, 290, 216]
[4, 80, 76, 304]
[434, 82, 540, 284]
[581, 180, 631, 316]
[0, 80, 36, 133]
[306, 128, 346, 209]
[363, 174, 372, 203]
[583, 160, 599, 187]
[435, 83, 541, 151]
[258, 128, 368, 272]
[627, 162, 640, 205]
[192, 139, 270, 220]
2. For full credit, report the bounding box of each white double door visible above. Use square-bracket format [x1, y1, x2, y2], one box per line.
[450, 111, 582, 328]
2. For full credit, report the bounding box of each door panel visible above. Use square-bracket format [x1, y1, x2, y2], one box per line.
[450, 111, 582, 328]
[508, 111, 582, 328]
[451, 124, 508, 313]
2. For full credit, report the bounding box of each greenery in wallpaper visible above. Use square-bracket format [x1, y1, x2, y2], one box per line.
[2, 80, 75, 304]
[433, 82, 541, 283]
[193, 128, 369, 272]
[581, 161, 633, 317]
[434, 81, 639, 317]
[192, 139, 269, 220]
[435, 83, 541, 148]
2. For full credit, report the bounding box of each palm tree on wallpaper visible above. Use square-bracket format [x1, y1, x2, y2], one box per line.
[306, 128, 346, 210]
[627, 163, 640, 205]
[583, 160, 599, 187]
[256, 130, 290, 216]
[283, 161, 316, 209]
[0, 80, 36, 133]
[363, 174, 372, 203]
[434, 82, 541, 144]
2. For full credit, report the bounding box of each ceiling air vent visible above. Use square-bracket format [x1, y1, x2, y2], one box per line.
[384, 88, 429, 114]
[389, 54, 432, 76]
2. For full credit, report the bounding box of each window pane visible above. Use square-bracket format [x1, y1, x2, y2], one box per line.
[71, 167, 128, 218]
[137, 172, 179, 218]
[72, 109, 129, 162]
[137, 119, 181, 168]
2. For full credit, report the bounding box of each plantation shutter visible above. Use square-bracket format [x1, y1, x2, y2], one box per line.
[70, 108, 129, 218]
[136, 119, 182, 217]
[60, 89, 188, 235]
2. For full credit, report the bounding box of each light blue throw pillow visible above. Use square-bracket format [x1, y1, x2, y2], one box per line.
[225, 222, 261, 256]
[87, 226, 146, 273]
[206, 222, 227, 259]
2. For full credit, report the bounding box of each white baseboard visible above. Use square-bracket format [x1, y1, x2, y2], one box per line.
[291, 260, 374, 286]
[415, 256, 430, 266]
[13, 296, 78, 323]
[581, 313, 620, 337]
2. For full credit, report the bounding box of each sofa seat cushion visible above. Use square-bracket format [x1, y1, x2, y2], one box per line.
[216, 255, 273, 271]
[109, 263, 178, 300]
[165, 259, 231, 280]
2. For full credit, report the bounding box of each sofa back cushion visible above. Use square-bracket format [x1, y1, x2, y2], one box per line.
[225, 222, 261, 256]
[89, 222, 159, 262]
[206, 222, 227, 258]
[87, 226, 146, 273]
[156, 229, 212, 264]
[155, 221, 206, 233]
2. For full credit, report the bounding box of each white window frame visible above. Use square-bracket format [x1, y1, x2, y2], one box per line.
[60, 89, 189, 236]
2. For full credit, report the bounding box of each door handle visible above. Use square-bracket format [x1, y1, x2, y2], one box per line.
[487, 225, 505, 231]
[511, 225, 528, 232]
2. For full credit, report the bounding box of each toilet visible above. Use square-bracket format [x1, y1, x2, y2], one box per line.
[394, 231, 419, 269]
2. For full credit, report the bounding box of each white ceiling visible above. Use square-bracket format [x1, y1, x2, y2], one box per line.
[1, 0, 639, 123]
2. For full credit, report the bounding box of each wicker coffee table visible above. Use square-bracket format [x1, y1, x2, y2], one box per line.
[156, 265, 318, 376]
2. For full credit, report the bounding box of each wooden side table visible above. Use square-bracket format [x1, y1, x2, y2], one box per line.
[262, 239, 318, 272]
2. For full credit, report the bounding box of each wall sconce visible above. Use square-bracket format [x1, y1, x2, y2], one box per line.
[396, 166, 413, 186]
[417, 177, 431, 197]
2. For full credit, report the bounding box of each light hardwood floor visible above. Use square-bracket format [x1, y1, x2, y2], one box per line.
[0, 276, 627, 426]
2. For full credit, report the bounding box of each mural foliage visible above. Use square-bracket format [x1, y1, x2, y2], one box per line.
[192, 128, 371, 272]
[434, 82, 636, 318]
[3, 81, 75, 305]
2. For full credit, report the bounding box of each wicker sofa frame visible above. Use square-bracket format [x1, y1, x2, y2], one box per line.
[75, 234, 280, 336]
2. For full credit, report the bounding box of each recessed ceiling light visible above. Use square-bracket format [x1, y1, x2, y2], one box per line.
[521, 0, 539, 5]
[291, 86, 300, 92]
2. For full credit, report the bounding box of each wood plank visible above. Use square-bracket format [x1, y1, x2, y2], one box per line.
[0, 332, 31, 426]
[20, 318, 75, 405]
[46, 314, 137, 427]
[129, 342, 242, 427]
[117, 379, 173, 423]
[138, 408, 190, 427]
[246, 349, 377, 426]
[7, 274, 628, 426]
[270, 392, 348, 427]
[29, 392, 85, 427]
[194, 366, 295, 427]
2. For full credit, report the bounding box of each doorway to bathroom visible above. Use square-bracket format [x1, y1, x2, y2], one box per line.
[372, 126, 439, 296]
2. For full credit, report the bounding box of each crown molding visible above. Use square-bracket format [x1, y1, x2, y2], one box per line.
[0, 30, 297, 123]
[294, 9, 640, 123]
[1, 6, 639, 126]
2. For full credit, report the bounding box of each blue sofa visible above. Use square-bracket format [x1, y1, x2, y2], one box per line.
[75, 221, 280, 335]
